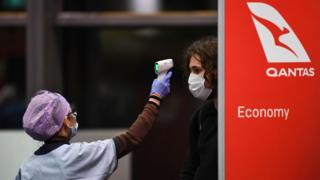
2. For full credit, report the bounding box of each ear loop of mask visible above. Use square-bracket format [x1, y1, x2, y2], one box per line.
[65, 112, 78, 139]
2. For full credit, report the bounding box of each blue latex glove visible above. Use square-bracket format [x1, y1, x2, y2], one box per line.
[150, 71, 172, 98]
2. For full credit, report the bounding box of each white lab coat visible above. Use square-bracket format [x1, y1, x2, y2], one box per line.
[16, 139, 118, 180]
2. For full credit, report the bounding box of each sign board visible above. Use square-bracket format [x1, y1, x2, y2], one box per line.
[221, 0, 320, 179]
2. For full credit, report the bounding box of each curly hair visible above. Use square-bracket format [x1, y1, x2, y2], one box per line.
[184, 36, 217, 84]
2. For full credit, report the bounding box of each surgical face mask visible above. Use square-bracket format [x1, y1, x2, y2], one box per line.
[188, 73, 212, 101]
[69, 122, 78, 138]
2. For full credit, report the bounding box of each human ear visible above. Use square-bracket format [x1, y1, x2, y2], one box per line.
[204, 70, 215, 88]
[62, 117, 71, 128]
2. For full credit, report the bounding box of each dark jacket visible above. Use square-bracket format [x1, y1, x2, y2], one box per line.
[180, 99, 218, 180]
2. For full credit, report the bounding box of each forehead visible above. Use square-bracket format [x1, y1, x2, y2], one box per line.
[189, 55, 202, 68]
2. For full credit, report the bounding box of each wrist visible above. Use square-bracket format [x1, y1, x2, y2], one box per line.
[150, 93, 162, 102]
[149, 93, 161, 107]
[149, 97, 161, 107]
[150, 92, 162, 98]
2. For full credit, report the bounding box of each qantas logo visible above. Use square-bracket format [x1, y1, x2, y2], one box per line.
[247, 2, 314, 77]
[247, 2, 310, 63]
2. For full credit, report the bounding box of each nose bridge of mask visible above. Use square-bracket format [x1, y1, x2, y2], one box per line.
[188, 73, 205, 85]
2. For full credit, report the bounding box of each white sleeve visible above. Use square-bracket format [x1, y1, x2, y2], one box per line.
[57, 139, 118, 179]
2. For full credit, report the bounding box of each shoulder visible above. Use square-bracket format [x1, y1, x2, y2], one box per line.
[49, 139, 116, 165]
[20, 154, 39, 167]
[62, 139, 116, 155]
[189, 100, 217, 132]
[192, 100, 216, 121]
[18, 155, 41, 178]
[199, 100, 216, 113]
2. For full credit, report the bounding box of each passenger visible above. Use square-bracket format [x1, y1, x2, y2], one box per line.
[180, 36, 218, 180]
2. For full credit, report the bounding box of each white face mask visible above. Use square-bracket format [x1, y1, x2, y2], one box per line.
[69, 122, 78, 138]
[188, 73, 212, 101]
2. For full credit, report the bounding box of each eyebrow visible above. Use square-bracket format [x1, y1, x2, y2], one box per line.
[190, 65, 202, 69]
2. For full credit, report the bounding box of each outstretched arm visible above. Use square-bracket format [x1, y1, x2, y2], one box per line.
[113, 71, 172, 158]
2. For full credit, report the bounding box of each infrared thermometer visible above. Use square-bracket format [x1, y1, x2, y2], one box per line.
[155, 59, 174, 80]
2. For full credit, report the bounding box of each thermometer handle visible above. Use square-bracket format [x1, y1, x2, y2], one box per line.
[157, 72, 167, 81]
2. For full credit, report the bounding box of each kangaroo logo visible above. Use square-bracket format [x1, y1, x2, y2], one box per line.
[247, 2, 310, 63]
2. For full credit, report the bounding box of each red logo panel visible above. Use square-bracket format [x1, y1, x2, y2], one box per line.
[225, 0, 320, 179]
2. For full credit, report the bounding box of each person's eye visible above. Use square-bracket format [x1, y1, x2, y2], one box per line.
[193, 68, 202, 74]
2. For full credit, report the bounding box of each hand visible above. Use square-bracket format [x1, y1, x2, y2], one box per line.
[150, 71, 172, 98]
